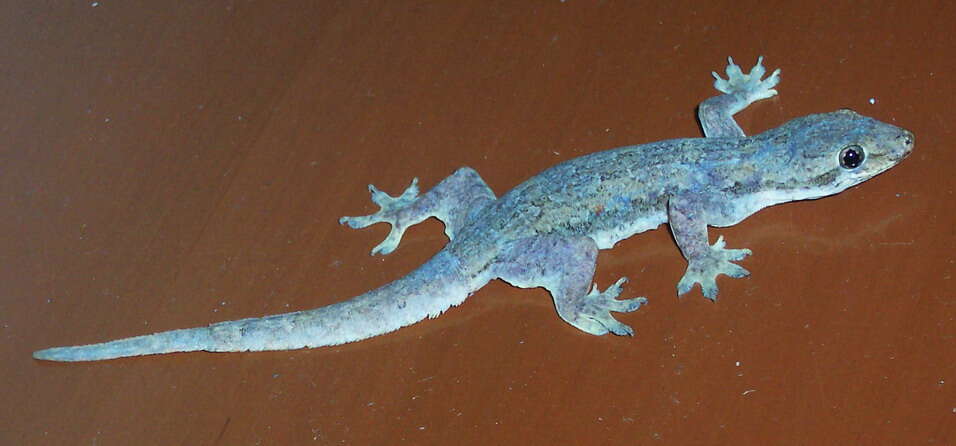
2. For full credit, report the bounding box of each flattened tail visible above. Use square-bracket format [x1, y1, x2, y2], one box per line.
[32, 326, 214, 362]
[34, 251, 484, 362]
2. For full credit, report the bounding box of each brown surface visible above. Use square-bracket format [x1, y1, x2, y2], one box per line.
[3, 1, 953, 445]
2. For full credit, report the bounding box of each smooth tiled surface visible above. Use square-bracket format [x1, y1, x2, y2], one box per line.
[5, 2, 953, 444]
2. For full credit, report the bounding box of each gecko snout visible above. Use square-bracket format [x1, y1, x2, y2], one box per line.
[898, 129, 915, 156]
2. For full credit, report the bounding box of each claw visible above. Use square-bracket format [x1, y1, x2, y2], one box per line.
[369, 184, 388, 205]
[750, 56, 766, 79]
[369, 230, 401, 256]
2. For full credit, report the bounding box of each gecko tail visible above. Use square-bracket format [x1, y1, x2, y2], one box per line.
[32, 327, 213, 362]
[34, 250, 481, 362]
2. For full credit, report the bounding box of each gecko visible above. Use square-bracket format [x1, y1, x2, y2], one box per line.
[33, 57, 913, 362]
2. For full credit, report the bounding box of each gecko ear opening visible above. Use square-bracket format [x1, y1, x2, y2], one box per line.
[839, 144, 865, 169]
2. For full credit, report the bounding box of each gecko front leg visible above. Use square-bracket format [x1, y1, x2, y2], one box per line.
[668, 196, 751, 300]
[493, 236, 647, 336]
[341, 167, 496, 255]
[698, 56, 781, 138]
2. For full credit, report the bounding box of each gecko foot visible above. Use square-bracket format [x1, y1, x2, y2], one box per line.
[677, 236, 751, 301]
[712, 56, 781, 104]
[566, 277, 648, 336]
[339, 178, 420, 255]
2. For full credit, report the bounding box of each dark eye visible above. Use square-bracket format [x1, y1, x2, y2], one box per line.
[839, 145, 865, 169]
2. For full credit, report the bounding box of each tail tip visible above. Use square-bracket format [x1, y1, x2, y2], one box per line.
[32, 348, 61, 361]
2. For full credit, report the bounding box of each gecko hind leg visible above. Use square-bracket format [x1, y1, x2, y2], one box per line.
[340, 167, 496, 255]
[493, 236, 648, 336]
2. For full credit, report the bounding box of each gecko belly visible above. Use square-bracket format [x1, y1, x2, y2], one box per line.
[589, 212, 667, 250]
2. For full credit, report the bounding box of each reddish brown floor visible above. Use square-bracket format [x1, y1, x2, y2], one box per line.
[4, 2, 953, 445]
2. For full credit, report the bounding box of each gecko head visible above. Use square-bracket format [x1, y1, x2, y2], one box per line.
[766, 109, 914, 199]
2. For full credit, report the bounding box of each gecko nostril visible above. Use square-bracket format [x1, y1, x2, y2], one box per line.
[899, 130, 915, 152]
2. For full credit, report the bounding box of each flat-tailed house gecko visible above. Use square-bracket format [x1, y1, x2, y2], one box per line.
[34, 57, 913, 361]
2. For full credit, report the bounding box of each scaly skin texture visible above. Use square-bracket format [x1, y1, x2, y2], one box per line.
[34, 57, 914, 361]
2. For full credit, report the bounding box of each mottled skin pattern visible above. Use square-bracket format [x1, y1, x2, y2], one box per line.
[34, 57, 914, 362]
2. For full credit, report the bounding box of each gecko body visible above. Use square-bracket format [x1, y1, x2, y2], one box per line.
[34, 57, 913, 361]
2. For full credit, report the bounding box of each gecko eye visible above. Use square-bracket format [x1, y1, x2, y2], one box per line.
[839, 145, 865, 169]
